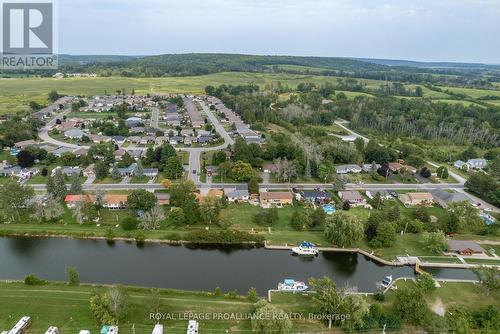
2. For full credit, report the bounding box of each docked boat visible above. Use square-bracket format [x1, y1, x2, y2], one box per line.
[380, 275, 393, 289]
[292, 241, 319, 256]
[278, 279, 309, 291]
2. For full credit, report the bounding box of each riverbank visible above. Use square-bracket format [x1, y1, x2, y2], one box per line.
[1, 225, 499, 269]
[1, 279, 497, 334]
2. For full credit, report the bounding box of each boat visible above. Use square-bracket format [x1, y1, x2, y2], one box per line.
[291, 241, 319, 256]
[380, 275, 393, 289]
[278, 279, 309, 291]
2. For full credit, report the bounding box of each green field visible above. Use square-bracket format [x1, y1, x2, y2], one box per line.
[432, 99, 485, 108]
[404, 85, 451, 98]
[441, 86, 500, 99]
[0, 73, 386, 114]
[0, 281, 330, 334]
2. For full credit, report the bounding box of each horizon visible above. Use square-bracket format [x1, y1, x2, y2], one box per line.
[57, 52, 500, 66]
[55, 0, 500, 64]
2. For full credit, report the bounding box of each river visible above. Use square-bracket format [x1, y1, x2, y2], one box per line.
[0, 237, 477, 294]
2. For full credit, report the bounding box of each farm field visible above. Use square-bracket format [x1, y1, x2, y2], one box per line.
[432, 99, 485, 107]
[441, 86, 500, 99]
[404, 84, 451, 98]
[0, 73, 386, 115]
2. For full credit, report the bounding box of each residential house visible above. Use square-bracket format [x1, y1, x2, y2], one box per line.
[388, 162, 403, 173]
[299, 190, 332, 204]
[73, 147, 88, 157]
[454, 160, 467, 170]
[430, 189, 474, 208]
[143, 167, 159, 178]
[399, 192, 434, 207]
[103, 194, 128, 209]
[155, 193, 170, 205]
[64, 128, 85, 139]
[260, 191, 293, 208]
[366, 190, 392, 201]
[14, 139, 37, 149]
[226, 185, 250, 203]
[127, 136, 141, 144]
[0, 166, 39, 179]
[197, 136, 212, 145]
[362, 163, 381, 173]
[155, 136, 168, 146]
[64, 194, 93, 208]
[88, 134, 111, 143]
[207, 189, 224, 198]
[65, 194, 128, 210]
[51, 147, 74, 157]
[335, 164, 362, 174]
[447, 240, 486, 256]
[129, 127, 145, 134]
[338, 191, 366, 207]
[114, 149, 127, 161]
[52, 166, 81, 177]
[111, 136, 126, 145]
[125, 117, 143, 128]
[467, 159, 488, 170]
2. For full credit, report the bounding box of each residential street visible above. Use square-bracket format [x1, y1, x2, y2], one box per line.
[150, 106, 159, 129]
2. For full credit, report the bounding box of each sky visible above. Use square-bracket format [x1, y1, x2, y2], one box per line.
[57, 0, 500, 63]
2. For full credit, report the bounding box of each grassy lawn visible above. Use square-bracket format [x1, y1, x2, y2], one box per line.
[418, 256, 463, 264]
[93, 177, 122, 184]
[386, 280, 500, 310]
[178, 151, 189, 165]
[0, 281, 330, 334]
[130, 176, 151, 184]
[463, 258, 500, 265]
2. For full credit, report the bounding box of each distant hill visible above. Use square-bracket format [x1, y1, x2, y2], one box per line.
[58, 53, 390, 76]
[355, 58, 500, 70]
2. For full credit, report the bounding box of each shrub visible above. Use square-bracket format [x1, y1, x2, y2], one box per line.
[247, 287, 260, 302]
[24, 274, 47, 285]
[65, 266, 80, 286]
[121, 217, 138, 231]
[105, 228, 115, 243]
[135, 231, 146, 245]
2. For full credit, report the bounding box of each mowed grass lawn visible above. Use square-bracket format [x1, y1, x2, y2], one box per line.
[0, 73, 385, 114]
[0, 282, 327, 334]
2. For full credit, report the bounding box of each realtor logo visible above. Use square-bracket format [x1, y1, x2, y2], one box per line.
[1, 1, 57, 69]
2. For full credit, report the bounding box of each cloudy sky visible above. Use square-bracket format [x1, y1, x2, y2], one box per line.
[57, 0, 500, 63]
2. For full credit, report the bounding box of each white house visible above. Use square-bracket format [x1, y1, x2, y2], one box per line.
[335, 164, 362, 174]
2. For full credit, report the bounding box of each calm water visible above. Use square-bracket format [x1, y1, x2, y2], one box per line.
[0, 237, 476, 294]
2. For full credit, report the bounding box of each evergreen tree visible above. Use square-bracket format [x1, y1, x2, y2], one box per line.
[69, 175, 82, 195]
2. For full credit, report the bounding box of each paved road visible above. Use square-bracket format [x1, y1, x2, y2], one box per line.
[181, 100, 234, 184]
[333, 120, 370, 143]
[28, 182, 465, 192]
[150, 106, 159, 129]
[427, 161, 466, 184]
